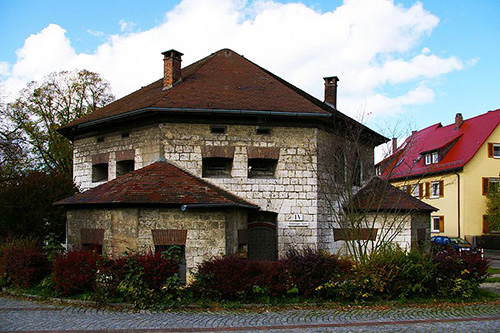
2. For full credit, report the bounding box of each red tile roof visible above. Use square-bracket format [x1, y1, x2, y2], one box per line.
[378, 109, 500, 180]
[54, 160, 258, 209]
[62, 49, 331, 129]
[351, 177, 437, 212]
[59, 48, 386, 146]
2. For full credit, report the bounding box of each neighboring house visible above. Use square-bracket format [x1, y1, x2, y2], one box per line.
[377, 110, 500, 243]
[55, 48, 394, 275]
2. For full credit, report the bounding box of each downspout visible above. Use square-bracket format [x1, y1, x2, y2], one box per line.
[454, 172, 460, 238]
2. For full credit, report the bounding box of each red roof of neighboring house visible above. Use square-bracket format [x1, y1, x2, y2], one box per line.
[378, 109, 500, 180]
[54, 160, 258, 209]
[351, 177, 437, 212]
[59, 48, 386, 146]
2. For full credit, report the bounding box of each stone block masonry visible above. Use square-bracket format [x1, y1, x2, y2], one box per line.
[72, 122, 325, 255]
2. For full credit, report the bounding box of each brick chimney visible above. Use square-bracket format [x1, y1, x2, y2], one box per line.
[455, 113, 464, 130]
[162, 49, 183, 90]
[323, 76, 339, 109]
[392, 138, 398, 154]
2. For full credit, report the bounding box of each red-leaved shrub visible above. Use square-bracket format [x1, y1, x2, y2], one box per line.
[1, 238, 50, 288]
[285, 248, 352, 297]
[433, 249, 490, 297]
[255, 260, 292, 297]
[192, 256, 260, 299]
[52, 250, 101, 295]
[130, 251, 180, 290]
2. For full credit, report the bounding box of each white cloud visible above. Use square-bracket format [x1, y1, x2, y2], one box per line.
[119, 20, 138, 32]
[87, 29, 105, 37]
[1, 0, 463, 119]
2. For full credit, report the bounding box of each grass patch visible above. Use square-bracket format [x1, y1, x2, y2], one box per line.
[485, 277, 500, 283]
[488, 267, 500, 275]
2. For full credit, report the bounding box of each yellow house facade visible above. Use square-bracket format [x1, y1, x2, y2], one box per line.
[378, 110, 500, 242]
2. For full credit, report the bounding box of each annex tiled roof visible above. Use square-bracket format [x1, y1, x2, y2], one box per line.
[63, 49, 333, 129]
[351, 177, 437, 212]
[378, 109, 500, 180]
[54, 160, 258, 209]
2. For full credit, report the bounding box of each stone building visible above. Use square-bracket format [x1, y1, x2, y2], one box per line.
[56, 48, 390, 274]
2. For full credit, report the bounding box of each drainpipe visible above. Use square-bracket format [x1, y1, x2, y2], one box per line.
[454, 172, 460, 238]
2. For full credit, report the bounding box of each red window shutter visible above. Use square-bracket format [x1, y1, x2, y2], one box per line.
[439, 180, 444, 197]
[419, 183, 423, 198]
[482, 177, 489, 195]
[439, 216, 444, 232]
[483, 215, 490, 234]
[424, 182, 430, 198]
[488, 143, 493, 158]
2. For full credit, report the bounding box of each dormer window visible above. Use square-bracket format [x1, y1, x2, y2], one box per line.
[424, 151, 439, 165]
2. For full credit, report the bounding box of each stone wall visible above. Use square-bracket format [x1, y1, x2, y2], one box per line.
[315, 129, 375, 254]
[73, 122, 322, 256]
[66, 207, 246, 274]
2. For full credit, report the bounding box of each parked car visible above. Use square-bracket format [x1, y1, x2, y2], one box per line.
[431, 236, 484, 257]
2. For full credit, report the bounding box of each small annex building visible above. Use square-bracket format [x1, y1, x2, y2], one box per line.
[335, 177, 437, 251]
[55, 160, 258, 277]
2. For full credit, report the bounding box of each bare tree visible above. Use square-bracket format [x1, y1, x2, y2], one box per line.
[316, 118, 432, 262]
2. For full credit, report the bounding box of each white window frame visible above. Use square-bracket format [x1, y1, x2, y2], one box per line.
[424, 154, 432, 165]
[432, 151, 439, 164]
[494, 143, 500, 158]
[411, 184, 419, 198]
[490, 178, 500, 192]
[431, 181, 440, 198]
[431, 216, 441, 233]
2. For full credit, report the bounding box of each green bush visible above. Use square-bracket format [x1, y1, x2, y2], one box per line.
[319, 247, 435, 301]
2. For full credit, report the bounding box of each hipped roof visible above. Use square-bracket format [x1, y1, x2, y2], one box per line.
[54, 160, 258, 209]
[59, 48, 386, 146]
[350, 177, 437, 213]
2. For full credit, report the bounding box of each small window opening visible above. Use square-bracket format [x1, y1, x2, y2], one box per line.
[431, 181, 440, 198]
[431, 216, 441, 233]
[116, 160, 134, 177]
[494, 144, 500, 158]
[92, 163, 108, 182]
[121, 132, 130, 139]
[248, 158, 277, 178]
[210, 125, 226, 134]
[96, 137, 105, 143]
[202, 157, 233, 177]
[256, 127, 272, 135]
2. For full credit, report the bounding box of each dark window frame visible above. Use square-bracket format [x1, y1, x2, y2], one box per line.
[202, 157, 233, 178]
[92, 163, 109, 182]
[116, 160, 134, 177]
[248, 158, 277, 178]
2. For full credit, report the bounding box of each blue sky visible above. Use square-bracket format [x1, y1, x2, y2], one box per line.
[1, 0, 499, 146]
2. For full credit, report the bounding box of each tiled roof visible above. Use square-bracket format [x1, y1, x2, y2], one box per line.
[378, 109, 500, 180]
[350, 177, 437, 212]
[54, 160, 258, 209]
[58, 48, 386, 146]
[62, 49, 332, 129]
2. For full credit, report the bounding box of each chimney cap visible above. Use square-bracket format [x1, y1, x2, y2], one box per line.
[161, 49, 184, 58]
[323, 76, 339, 84]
